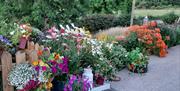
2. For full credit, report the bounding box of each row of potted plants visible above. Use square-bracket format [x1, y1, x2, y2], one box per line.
[1, 21, 176, 91]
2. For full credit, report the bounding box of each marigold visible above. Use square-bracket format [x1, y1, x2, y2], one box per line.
[32, 61, 38, 66]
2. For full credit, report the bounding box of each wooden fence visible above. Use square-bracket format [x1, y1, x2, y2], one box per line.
[0, 41, 48, 91]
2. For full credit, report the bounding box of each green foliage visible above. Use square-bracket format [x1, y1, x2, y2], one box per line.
[118, 32, 143, 52]
[161, 12, 179, 24]
[158, 24, 179, 47]
[175, 27, 180, 45]
[78, 14, 131, 33]
[134, 12, 179, 25]
[41, 37, 82, 74]
[136, 0, 180, 9]
[127, 47, 148, 73]
[101, 44, 128, 71]
[0, 0, 132, 30]
[0, 22, 23, 45]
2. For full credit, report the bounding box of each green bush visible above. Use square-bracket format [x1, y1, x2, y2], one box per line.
[134, 12, 179, 25]
[161, 12, 179, 24]
[118, 32, 143, 52]
[175, 27, 180, 45]
[101, 44, 128, 71]
[77, 14, 131, 33]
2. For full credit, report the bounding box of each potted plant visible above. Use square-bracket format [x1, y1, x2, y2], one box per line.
[127, 48, 148, 73]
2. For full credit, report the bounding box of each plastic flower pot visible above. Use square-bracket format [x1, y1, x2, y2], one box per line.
[51, 79, 65, 91]
[127, 64, 148, 73]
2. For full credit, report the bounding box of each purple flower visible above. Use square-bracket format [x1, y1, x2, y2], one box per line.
[34, 66, 40, 72]
[51, 66, 57, 73]
[61, 56, 69, 73]
[67, 84, 72, 91]
[69, 75, 77, 85]
[62, 56, 68, 64]
[0, 35, 12, 46]
[50, 60, 57, 65]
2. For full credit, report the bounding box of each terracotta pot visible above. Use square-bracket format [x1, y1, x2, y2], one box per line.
[96, 75, 104, 85]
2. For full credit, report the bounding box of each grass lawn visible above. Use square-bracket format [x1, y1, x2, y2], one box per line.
[135, 8, 180, 17]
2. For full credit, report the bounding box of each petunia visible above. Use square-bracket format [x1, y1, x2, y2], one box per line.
[58, 63, 63, 69]
[51, 66, 57, 73]
[35, 66, 40, 71]
[42, 66, 47, 71]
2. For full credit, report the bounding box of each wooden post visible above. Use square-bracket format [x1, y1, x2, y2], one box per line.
[1, 51, 14, 91]
[29, 50, 38, 63]
[130, 0, 136, 26]
[35, 43, 40, 51]
[16, 51, 26, 64]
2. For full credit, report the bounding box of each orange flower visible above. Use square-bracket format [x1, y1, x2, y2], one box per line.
[37, 50, 43, 56]
[54, 53, 60, 60]
[159, 49, 167, 57]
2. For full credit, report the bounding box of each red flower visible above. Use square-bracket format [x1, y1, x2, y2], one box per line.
[37, 50, 43, 56]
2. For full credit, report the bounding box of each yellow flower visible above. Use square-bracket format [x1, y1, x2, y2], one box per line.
[32, 61, 38, 66]
[39, 61, 49, 67]
[46, 82, 53, 89]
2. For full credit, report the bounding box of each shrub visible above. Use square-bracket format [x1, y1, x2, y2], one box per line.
[101, 44, 128, 71]
[175, 27, 180, 45]
[127, 47, 148, 73]
[161, 12, 179, 24]
[158, 25, 177, 47]
[77, 14, 131, 33]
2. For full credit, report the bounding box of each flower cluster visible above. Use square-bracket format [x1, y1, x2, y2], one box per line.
[128, 25, 168, 57]
[0, 35, 12, 46]
[8, 63, 37, 90]
[64, 75, 91, 91]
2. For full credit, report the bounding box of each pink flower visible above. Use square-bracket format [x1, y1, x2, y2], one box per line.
[58, 63, 63, 69]
[42, 66, 47, 71]
[116, 36, 125, 41]
[60, 29, 65, 33]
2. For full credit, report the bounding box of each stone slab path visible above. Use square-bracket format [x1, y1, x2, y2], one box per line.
[109, 45, 180, 91]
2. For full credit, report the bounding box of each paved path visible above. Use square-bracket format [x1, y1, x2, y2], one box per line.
[110, 45, 180, 91]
